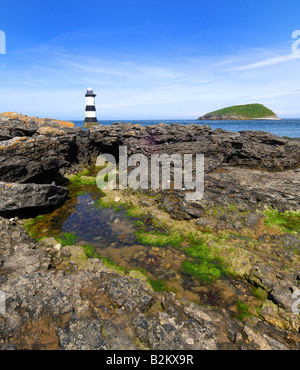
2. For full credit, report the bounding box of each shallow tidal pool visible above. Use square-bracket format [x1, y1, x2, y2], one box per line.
[25, 183, 261, 318]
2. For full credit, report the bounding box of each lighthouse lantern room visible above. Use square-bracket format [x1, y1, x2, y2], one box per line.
[83, 86, 99, 128]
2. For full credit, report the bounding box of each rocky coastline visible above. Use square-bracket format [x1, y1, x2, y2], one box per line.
[0, 115, 299, 350]
[198, 114, 280, 121]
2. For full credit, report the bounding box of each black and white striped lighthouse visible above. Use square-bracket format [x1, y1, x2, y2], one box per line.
[83, 86, 99, 128]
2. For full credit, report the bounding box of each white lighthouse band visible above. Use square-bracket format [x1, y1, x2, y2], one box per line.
[84, 86, 99, 127]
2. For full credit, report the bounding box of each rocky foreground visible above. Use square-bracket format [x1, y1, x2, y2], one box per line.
[0, 115, 299, 350]
[0, 216, 299, 350]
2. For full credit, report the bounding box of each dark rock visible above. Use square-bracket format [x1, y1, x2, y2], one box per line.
[0, 119, 90, 184]
[244, 212, 262, 228]
[283, 234, 300, 250]
[108, 276, 154, 312]
[133, 314, 149, 343]
[58, 315, 107, 350]
[0, 120, 299, 202]
[140, 200, 151, 207]
[0, 182, 69, 214]
[89, 123, 300, 172]
[101, 320, 137, 350]
[195, 217, 214, 229]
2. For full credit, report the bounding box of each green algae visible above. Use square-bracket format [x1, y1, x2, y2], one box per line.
[252, 286, 268, 302]
[263, 208, 300, 234]
[81, 244, 127, 273]
[181, 234, 231, 284]
[24, 214, 48, 239]
[81, 244, 102, 259]
[55, 232, 78, 247]
[148, 278, 168, 292]
[69, 175, 97, 186]
[235, 300, 252, 322]
[135, 231, 184, 249]
[68, 166, 107, 187]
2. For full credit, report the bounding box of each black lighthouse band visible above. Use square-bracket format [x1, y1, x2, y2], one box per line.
[84, 117, 98, 123]
[85, 106, 96, 112]
[85, 92, 96, 97]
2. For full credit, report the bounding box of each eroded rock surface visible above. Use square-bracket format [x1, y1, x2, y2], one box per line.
[0, 182, 69, 215]
[0, 119, 299, 184]
[0, 218, 299, 350]
[0, 117, 299, 350]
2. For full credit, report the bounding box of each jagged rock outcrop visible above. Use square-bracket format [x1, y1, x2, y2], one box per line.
[1, 119, 299, 184]
[0, 117, 90, 183]
[0, 118, 299, 215]
[89, 123, 300, 172]
[0, 112, 75, 129]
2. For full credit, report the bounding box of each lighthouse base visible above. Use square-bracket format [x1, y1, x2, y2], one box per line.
[83, 118, 99, 128]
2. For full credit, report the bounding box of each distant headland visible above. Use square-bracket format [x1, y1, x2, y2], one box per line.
[198, 103, 280, 121]
[0, 112, 75, 128]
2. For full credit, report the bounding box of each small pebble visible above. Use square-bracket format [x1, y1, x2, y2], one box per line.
[186, 338, 194, 346]
[54, 243, 62, 252]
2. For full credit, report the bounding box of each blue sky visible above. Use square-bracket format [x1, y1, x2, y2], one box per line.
[1, 0, 300, 120]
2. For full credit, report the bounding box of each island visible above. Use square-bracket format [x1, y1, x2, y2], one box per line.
[198, 103, 280, 120]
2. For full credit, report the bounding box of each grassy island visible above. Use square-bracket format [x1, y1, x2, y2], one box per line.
[198, 103, 279, 120]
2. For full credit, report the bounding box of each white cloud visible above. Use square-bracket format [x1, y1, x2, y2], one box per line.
[226, 53, 300, 71]
[1, 44, 300, 119]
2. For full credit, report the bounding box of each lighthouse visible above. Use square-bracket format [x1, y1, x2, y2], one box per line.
[83, 86, 99, 128]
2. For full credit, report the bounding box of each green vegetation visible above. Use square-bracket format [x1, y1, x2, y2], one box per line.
[131, 210, 229, 284]
[24, 214, 47, 239]
[74, 190, 89, 196]
[135, 231, 184, 249]
[55, 232, 78, 247]
[125, 205, 151, 219]
[252, 286, 268, 302]
[182, 247, 225, 284]
[80, 244, 126, 273]
[81, 244, 102, 259]
[122, 200, 231, 285]
[182, 233, 230, 284]
[182, 260, 222, 284]
[148, 278, 168, 292]
[68, 166, 107, 187]
[94, 197, 123, 213]
[69, 174, 97, 186]
[263, 208, 300, 234]
[235, 300, 252, 321]
[201, 103, 277, 120]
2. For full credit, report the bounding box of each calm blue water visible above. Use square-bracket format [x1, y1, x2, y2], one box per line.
[71, 119, 300, 138]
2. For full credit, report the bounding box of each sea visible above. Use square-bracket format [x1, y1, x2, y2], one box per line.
[71, 119, 300, 138]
